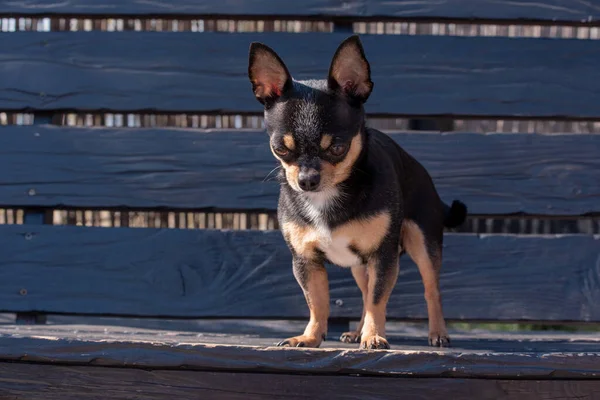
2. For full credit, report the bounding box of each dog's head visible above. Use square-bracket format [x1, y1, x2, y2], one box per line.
[248, 35, 373, 194]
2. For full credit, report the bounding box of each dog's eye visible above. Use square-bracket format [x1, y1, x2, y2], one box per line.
[328, 144, 347, 157]
[273, 147, 289, 157]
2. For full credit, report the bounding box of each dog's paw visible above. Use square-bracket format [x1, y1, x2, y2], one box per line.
[340, 330, 361, 343]
[360, 334, 390, 350]
[429, 331, 451, 348]
[277, 334, 323, 348]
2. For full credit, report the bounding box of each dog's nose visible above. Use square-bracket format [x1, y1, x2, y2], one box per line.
[298, 169, 321, 191]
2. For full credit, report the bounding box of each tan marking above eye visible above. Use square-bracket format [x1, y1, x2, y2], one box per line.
[283, 134, 296, 151]
[320, 134, 333, 150]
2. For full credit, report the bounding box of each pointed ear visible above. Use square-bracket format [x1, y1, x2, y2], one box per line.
[248, 42, 292, 105]
[327, 35, 373, 103]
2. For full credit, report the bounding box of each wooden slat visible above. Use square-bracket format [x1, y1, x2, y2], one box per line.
[3, 323, 600, 352]
[358, 0, 600, 22]
[1, 326, 599, 378]
[0, 1, 361, 17]
[1, 126, 598, 215]
[2, 363, 600, 400]
[1, 32, 600, 117]
[0, 224, 598, 322]
[0, 0, 599, 23]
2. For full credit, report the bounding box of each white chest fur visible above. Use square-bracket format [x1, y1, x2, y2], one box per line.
[317, 231, 362, 267]
[301, 191, 361, 267]
[282, 191, 390, 269]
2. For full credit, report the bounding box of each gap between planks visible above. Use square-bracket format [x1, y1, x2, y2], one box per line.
[5, 112, 600, 134]
[1, 16, 599, 40]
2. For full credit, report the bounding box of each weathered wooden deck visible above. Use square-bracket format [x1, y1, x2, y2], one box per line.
[2, 321, 599, 398]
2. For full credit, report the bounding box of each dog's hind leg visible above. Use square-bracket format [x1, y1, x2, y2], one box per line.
[402, 220, 450, 347]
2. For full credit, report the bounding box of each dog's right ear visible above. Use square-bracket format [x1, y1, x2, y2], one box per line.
[327, 35, 373, 104]
[248, 42, 292, 105]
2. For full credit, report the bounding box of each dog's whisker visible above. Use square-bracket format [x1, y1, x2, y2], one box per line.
[263, 165, 282, 182]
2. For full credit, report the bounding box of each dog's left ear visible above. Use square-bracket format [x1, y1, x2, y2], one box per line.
[327, 35, 373, 104]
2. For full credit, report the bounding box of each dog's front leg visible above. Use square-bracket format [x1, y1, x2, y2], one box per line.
[360, 252, 399, 350]
[277, 257, 329, 348]
[340, 265, 368, 343]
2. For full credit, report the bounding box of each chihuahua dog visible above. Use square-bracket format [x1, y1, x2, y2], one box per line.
[247, 35, 466, 350]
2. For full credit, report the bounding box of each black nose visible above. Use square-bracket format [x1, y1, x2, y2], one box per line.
[298, 169, 321, 191]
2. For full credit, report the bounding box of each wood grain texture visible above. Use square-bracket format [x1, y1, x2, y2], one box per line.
[3, 323, 600, 353]
[1, 126, 599, 215]
[362, 0, 600, 22]
[0, 0, 364, 17]
[1, 0, 599, 22]
[0, 224, 598, 322]
[1, 32, 600, 117]
[2, 363, 600, 400]
[0, 329, 599, 378]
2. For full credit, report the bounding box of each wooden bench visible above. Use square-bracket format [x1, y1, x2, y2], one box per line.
[0, 1, 599, 398]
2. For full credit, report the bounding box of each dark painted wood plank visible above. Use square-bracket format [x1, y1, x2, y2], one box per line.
[2, 363, 600, 400]
[0, 331, 599, 378]
[1, 126, 599, 215]
[0, 0, 364, 17]
[1, 32, 600, 117]
[363, 0, 600, 22]
[1, 0, 599, 23]
[0, 126, 280, 211]
[0, 224, 598, 322]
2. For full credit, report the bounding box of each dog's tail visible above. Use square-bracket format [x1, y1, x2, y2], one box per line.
[443, 200, 467, 229]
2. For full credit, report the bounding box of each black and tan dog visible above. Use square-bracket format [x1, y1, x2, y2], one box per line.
[247, 35, 467, 350]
